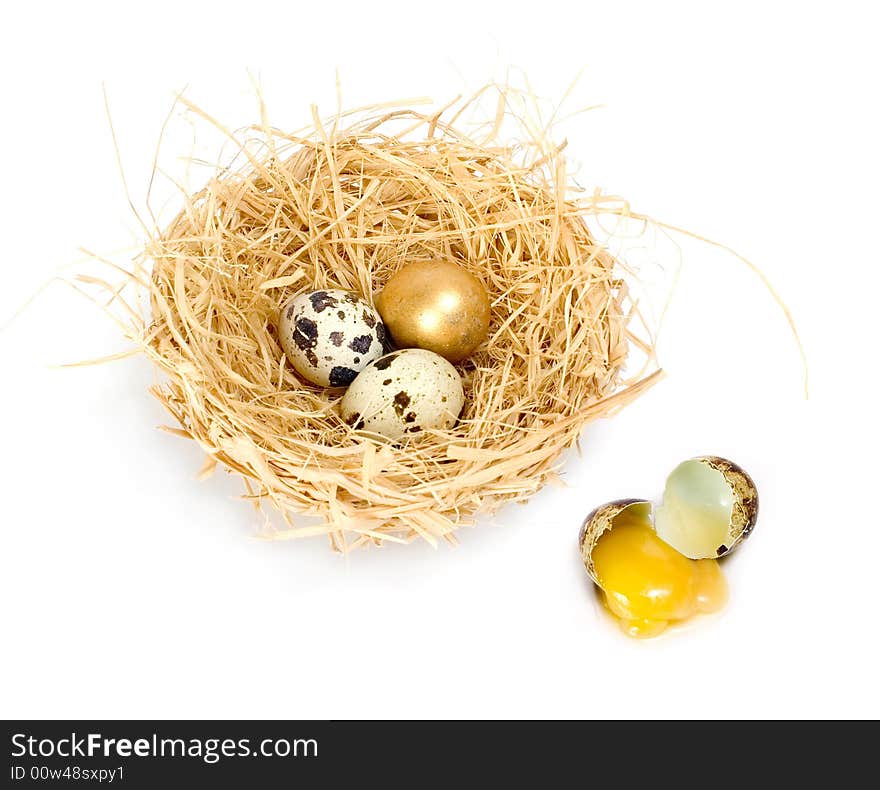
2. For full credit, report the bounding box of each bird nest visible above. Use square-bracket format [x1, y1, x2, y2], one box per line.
[101, 87, 660, 550]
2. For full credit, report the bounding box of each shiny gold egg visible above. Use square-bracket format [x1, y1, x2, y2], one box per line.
[375, 260, 491, 362]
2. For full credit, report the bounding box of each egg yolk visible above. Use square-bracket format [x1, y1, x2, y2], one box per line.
[591, 511, 727, 638]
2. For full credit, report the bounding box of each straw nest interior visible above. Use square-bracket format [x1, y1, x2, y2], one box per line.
[106, 87, 660, 550]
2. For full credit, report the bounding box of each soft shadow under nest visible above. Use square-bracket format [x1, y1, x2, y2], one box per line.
[112, 90, 660, 550]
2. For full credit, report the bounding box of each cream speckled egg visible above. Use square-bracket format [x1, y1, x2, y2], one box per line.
[279, 289, 389, 387]
[340, 349, 465, 441]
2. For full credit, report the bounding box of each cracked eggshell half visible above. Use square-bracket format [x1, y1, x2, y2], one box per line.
[340, 348, 465, 442]
[654, 456, 759, 559]
[579, 499, 652, 584]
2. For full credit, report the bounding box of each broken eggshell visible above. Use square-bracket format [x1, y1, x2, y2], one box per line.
[578, 499, 652, 585]
[654, 456, 758, 559]
[578, 456, 759, 577]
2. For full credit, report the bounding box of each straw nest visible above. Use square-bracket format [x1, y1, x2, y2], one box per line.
[108, 87, 660, 550]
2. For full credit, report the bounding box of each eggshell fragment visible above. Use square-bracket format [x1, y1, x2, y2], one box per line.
[579, 499, 652, 584]
[654, 456, 758, 559]
[340, 348, 464, 441]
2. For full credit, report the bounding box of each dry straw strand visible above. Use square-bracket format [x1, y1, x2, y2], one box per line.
[95, 84, 662, 549]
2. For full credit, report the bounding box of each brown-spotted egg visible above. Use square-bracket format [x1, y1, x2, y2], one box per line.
[279, 289, 389, 387]
[340, 349, 465, 441]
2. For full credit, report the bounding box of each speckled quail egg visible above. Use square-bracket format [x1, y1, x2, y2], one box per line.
[340, 349, 465, 441]
[279, 289, 389, 387]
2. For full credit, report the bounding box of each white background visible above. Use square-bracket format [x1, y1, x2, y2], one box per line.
[1, 0, 877, 719]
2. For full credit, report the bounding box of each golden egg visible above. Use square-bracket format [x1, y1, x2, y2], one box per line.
[375, 260, 491, 362]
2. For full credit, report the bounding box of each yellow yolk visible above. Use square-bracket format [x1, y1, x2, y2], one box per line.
[591, 513, 727, 639]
